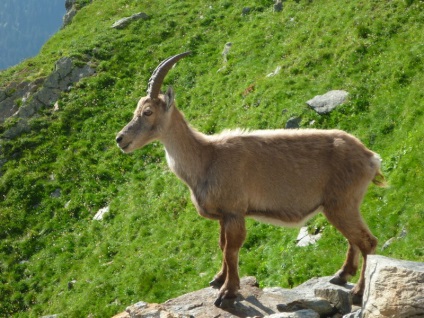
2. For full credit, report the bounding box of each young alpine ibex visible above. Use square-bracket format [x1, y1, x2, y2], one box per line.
[116, 52, 385, 308]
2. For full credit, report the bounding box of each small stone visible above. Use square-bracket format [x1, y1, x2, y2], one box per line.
[362, 255, 424, 318]
[296, 227, 322, 247]
[274, 0, 283, 12]
[285, 116, 301, 129]
[242, 7, 251, 16]
[93, 206, 110, 220]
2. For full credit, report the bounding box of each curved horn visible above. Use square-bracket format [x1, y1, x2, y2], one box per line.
[147, 51, 191, 98]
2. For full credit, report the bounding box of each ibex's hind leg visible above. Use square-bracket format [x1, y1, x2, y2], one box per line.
[209, 219, 227, 288]
[213, 215, 246, 308]
[323, 207, 377, 304]
[330, 242, 360, 285]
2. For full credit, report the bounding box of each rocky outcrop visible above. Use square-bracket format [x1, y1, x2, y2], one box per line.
[362, 255, 424, 318]
[112, 276, 360, 318]
[0, 57, 95, 139]
[113, 255, 424, 318]
[62, 0, 93, 28]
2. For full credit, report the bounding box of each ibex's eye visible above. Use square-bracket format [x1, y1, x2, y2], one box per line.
[143, 109, 153, 116]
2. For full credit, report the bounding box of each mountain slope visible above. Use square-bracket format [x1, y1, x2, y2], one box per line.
[1, 0, 423, 317]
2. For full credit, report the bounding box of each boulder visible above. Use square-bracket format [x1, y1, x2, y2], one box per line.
[362, 255, 424, 318]
[306, 90, 349, 114]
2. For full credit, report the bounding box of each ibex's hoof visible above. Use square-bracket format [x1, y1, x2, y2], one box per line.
[351, 293, 363, 306]
[350, 289, 363, 306]
[214, 295, 236, 308]
[329, 275, 348, 286]
[209, 278, 224, 289]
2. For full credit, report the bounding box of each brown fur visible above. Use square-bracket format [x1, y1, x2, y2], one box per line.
[116, 89, 385, 307]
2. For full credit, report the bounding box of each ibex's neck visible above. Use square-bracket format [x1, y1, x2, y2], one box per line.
[161, 107, 210, 189]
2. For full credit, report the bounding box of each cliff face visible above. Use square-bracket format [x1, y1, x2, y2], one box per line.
[62, 0, 92, 28]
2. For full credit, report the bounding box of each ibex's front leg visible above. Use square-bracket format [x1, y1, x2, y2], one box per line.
[212, 215, 246, 308]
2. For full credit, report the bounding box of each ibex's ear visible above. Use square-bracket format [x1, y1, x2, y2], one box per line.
[165, 86, 175, 111]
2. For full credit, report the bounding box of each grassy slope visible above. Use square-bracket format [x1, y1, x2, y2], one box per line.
[1, 0, 423, 316]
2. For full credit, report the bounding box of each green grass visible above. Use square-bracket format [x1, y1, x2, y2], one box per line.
[1, 0, 424, 316]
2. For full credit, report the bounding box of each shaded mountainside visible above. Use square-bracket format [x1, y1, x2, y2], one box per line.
[1, 0, 424, 317]
[0, 0, 65, 70]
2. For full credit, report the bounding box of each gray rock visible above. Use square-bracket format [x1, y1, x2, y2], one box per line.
[1, 56, 95, 140]
[314, 288, 352, 315]
[277, 298, 335, 316]
[242, 7, 251, 16]
[65, 0, 75, 10]
[268, 309, 320, 318]
[274, 0, 283, 12]
[15, 98, 43, 118]
[63, 6, 77, 27]
[343, 309, 362, 318]
[112, 12, 149, 29]
[293, 276, 353, 314]
[0, 98, 18, 123]
[44, 69, 62, 89]
[50, 188, 61, 198]
[296, 227, 322, 247]
[55, 57, 74, 79]
[69, 64, 95, 84]
[116, 276, 356, 318]
[285, 117, 301, 129]
[2, 118, 30, 139]
[62, 0, 92, 28]
[362, 255, 424, 318]
[44, 57, 94, 92]
[0, 90, 6, 102]
[35, 87, 62, 106]
[307, 90, 349, 114]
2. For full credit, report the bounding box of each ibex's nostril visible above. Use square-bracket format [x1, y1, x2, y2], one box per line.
[116, 136, 123, 143]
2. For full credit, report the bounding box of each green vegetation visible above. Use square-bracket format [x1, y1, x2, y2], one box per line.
[1, 0, 423, 316]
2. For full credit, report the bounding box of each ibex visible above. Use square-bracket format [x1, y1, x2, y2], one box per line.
[116, 52, 385, 308]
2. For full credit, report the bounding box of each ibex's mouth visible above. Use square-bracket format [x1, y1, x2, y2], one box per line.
[119, 142, 132, 153]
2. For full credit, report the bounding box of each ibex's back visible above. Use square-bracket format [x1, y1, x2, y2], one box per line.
[199, 128, 382, 226]
[116, 52, 385, 308]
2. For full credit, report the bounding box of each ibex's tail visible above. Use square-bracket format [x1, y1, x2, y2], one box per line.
[371, 153, 387, 187]
[373, 170, 387, 187]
